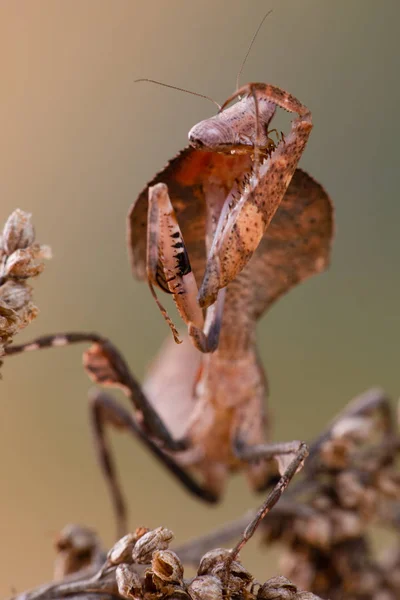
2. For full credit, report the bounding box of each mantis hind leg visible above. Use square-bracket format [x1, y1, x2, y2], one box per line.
[88, 389, 218, 539]
[4, 332, 186, 451]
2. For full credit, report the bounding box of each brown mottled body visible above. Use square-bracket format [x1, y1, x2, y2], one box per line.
[129, 85, 331, 494]
[140, 167, 333, 496]
[4, 87, 333, 537]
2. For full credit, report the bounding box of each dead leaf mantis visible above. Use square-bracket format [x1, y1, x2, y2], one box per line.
[4, 16, 334, 538]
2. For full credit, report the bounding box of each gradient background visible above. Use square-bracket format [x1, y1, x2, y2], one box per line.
[1, 0, 399, 594]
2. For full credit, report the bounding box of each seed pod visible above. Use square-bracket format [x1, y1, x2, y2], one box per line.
[257, 576, 297, 600]
[319, 438, 350, 470]
[116, 564, 142, 600]
[197, 549, 231, 576]
[53, 524, 102, 580]
[135, 526, 150, 539]
[336, 471, 365, 508]
[187, 575, 223, 600]
[132, 527, 174, 564]
[377, 469, 400, 499]
[3, 247, 45, 279]
[331, 509, 362, 542]
[0, 304, 18, 335]
[294, 514, 331, 549]
[108, 533, 138, 566]
[331, 415, 374, 443]
[152, 550, 184, 583]
[2, 209, 35, 255]
[213, 560, 253, 594]
[0, 280, 32, 311]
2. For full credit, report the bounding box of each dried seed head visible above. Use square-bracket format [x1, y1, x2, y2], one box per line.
[0, 210, 51, 355]
[296, 593, 325, 600]
[1, 209, 35, 255]
[377, 469, 400, 499]
[53, 524, 102, 580]
[331, 509, 362, 542]
[319, 438, 350, 469]
[336, 471, 365, 508]
[142, 569, 159, 594]
[225, 561, 253, 593]
[197, 549, 231, 576]
[131, 527, 174, 564]
[336, 471, 379, 519]
[257, 576, 297, 600]
[107, 533, 139, 566]
[151, 550, 184, 583]
[187, 575, 223, 600]
[0, 297, 38, 357]
[331, 415, 374, 443]
[0, 280, 32, 311]
[3, 246, 46, 279]
[312, 494, 333, 512]
[116, 563, 142, 600]
[135, 526, 150, 539]
[197, 549, 252, 594]
[294, 514, 331, 549]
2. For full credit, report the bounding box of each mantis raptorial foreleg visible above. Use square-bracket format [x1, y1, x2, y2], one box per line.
[147, 182, 225, 352]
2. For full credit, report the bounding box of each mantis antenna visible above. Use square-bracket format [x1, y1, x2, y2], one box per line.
[236, 9, 273, 92]
[135, 79, 221, 110]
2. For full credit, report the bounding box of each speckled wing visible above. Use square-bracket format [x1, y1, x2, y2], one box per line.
[245, 168, 334, 320]
[128, 147, 251, 288]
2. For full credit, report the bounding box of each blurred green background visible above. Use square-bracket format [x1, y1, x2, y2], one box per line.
[1, 0, 399, 594]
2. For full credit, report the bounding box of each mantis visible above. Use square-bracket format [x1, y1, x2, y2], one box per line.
[4, 26, 334, 539]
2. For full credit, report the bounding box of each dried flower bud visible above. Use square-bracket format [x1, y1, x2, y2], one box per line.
[1, 209, 34, 255]
[336, 471, 365, 508]
[226, 562, 253, 595]
[377, 469, 400, 499]
[331, 509, 362, 542]
[116, 564, 142, 600]
[187, 575, 223, 600]
[135, 526, 150, 539]
[152, 550, 183, 583]
[0, 210, 50, 354]
[198, 549, 231, 576]
[336, 471, 379, 519]
[331, 415, 373, 443]
[53, 524, 102, 580]
[312, 495, 333, 511]
[319, 438, 350, 469]
[296, 593, 324, 600]
[0, 304, 18, 333]
[0, 280, 32, 311]
[294, 514, 331, 549]
[107, 533, 138, 566]
[257, 576, 297, 600]
[3, 247, 45, 279]
[132, 527, 174, 564]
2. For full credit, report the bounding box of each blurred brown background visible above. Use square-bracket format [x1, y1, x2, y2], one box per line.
[1, 0, 399, 594]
